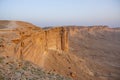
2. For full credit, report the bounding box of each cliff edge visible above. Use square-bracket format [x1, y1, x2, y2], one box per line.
[0, 20, 120, 80]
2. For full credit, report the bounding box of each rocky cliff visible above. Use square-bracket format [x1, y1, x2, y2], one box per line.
[68, 26, 120, 80]
[0, 21, 96, 79]
[1, 20, 120, 80]
[0, 20, 69, 67]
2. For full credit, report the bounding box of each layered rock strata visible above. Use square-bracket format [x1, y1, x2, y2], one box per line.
[0, 21, 69, 67]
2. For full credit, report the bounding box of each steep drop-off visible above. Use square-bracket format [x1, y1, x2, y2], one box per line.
[68, 26, 120, 80]
[0, 21, 69, 66]
[0, 21, 96, 80]
[0, 20, 120, 80]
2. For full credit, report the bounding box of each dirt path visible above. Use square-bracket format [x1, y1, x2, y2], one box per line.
[7, 21, 18, 29]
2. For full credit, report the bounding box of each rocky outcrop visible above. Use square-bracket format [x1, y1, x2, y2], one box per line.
[44, 27, 68, 52]
[0, 20, 69, 67]
[1, 20, 120, 80]
[0, 56, 72, 80]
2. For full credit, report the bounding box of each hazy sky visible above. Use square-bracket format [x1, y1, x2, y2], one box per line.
[0, 0, 120, 27]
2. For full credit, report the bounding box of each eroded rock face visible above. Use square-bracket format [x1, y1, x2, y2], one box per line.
[68, 26, 120, 80]
[1, 20, 120, 80]
[0, 20, 69, 67]
[45, 27, 68, 52]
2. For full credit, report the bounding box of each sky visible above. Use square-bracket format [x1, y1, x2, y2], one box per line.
[0, 0, 120, 27]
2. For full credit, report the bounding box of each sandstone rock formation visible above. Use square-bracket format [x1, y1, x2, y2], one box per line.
[0, 20, 69, 65]
[0, 20, 120, 80]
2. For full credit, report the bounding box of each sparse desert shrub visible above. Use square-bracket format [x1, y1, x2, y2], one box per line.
[0, 56, 72, 80]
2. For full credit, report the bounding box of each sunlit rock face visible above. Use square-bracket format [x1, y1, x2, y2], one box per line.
[1, 20, 120, 80]
[0, 20, 69, 67]
[45, 27, 68, 52]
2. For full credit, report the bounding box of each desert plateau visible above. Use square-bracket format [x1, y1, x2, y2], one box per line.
[0, 20, 120, 80]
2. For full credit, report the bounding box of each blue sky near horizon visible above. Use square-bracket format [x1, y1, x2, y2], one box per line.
[0, 0, 120, 27]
